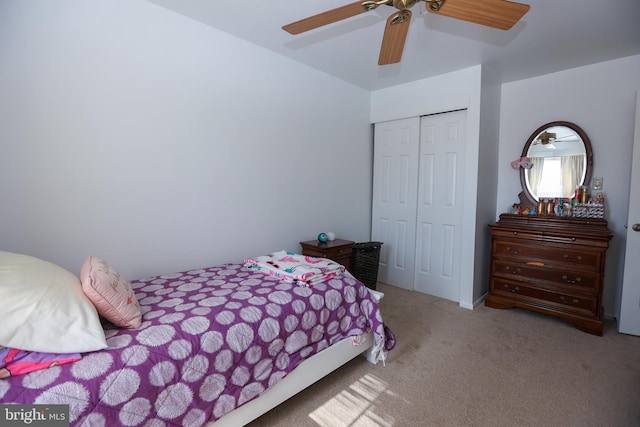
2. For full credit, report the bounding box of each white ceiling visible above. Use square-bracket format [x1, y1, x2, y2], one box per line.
[145, 0, 640, 91]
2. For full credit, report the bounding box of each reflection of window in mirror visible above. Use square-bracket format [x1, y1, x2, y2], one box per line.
[527, 155, 586, 199]
[536, 158, 562, 198]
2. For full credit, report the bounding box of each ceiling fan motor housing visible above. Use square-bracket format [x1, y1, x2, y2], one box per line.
[393, 0, 420, 10]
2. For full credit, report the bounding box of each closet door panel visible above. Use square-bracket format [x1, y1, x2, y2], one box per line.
[372, 117, 420, 290]
[414, 111, 466, 302]
[416, 222, 433, 275]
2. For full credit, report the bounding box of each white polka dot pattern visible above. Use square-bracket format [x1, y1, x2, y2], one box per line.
[1, 263, 394, 426]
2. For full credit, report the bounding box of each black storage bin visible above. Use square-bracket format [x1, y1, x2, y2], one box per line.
[351, 242, 383, 290]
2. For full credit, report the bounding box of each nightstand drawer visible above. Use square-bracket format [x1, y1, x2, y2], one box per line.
[302, 246, 352, 259]
[300, 238, 354, 270]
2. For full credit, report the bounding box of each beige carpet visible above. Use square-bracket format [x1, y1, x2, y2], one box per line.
[248, 283, 640, 427]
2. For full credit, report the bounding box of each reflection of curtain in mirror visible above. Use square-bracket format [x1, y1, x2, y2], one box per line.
[528, 156, 545, 198]
[561, 154, 585, 198]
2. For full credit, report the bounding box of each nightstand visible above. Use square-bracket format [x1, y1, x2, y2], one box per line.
[299, 238, 354, 271]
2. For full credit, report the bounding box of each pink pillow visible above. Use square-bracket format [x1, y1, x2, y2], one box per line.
[80, 256, 142, 329]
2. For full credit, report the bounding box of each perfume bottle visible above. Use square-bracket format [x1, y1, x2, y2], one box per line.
[546, 198, 555, 216]
[580, 185, 589, 204]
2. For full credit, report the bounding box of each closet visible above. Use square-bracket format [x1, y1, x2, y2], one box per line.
[371, 110, 467, 302]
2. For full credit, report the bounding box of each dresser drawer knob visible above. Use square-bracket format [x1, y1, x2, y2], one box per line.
[562, 275, 582, 284]
[560, 295, 580, 305]
[503, 284, 519, 293]
[562, 254, 582, 262]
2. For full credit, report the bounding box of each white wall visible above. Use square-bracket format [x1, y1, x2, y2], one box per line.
[2, 1, 637, 318]
[370, 66, 484, 309]
[474, 68, 503, 303]
[0, 0, 373, 280]
[497, 55, 640, 317]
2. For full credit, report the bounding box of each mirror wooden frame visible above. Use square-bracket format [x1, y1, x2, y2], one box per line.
[518, 121, 593, 210]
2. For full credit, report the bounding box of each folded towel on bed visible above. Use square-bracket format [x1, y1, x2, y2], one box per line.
[244, 250, 345, 286]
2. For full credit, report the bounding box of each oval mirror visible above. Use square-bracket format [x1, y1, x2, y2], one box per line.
[518, 121, 593, 209]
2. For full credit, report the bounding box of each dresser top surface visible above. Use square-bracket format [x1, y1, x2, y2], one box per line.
[491, 214, 612, 239]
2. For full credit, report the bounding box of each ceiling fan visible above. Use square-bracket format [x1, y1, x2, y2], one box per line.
[533, 131, 580, 150]
[533, 131, 558, 149]
[282, 0, 530, 65]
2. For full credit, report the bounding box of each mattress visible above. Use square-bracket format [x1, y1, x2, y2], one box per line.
[0, 260, 395, 426]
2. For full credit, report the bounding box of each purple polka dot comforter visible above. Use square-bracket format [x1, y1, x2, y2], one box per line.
[0, 262, 395, 426]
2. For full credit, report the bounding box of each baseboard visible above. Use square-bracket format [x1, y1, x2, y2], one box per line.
[459, 293, 487, 310]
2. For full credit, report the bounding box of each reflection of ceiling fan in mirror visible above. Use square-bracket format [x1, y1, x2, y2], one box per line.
[282, 0, 531, 65]
[533, 131, 580, 150]
[534, 131, 557, 148]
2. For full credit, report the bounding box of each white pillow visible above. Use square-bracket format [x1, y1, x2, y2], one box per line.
[0, 251, 107, 353]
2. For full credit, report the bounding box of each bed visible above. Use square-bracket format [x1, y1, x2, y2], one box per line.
[0, 251, 395, 426]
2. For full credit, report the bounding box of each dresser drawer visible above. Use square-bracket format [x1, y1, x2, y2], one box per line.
[493, 240, 600, 271]
[543, 232, 609, 248]
[490, 278, 599, 318]
[489, 228, 543, 242]
[492, 259, 599, 293]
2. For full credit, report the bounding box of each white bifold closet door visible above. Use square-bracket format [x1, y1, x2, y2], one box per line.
[372, 110, 466, 302]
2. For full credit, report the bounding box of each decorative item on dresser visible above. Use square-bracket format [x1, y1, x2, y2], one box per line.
[486, 214, 613, 335]
[300, 238, 355, 270]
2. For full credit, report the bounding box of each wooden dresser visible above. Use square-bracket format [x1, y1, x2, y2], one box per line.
[299, 238, 354, 271]
[486, 214, 612, 335]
